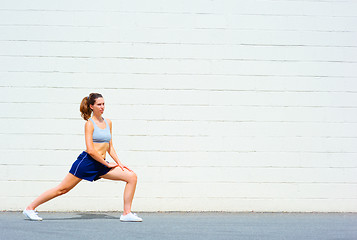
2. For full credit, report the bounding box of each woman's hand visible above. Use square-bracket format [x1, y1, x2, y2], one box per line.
[107, 162, 119, 168]
[118, 163, 133, 172]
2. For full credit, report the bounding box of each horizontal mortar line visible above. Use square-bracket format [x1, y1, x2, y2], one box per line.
[2, 101, 357, 108]
[146, 166, 357, 169]
[2, 148, 357, 153]
[0, 99, 357, 109]
[254, 0, 352, 2]
[3, 86, 357, 94]
[4, 179, 357, 184]
[2, 133, 357, 139]
[139, 196, 357, 199]
[12, 195, 123, 198]
[150, 181, 357, 184]
[2, 164, 356, 169]
[2, 87, 357, 94]
[1, 70, 356, 78]
[241, 0, 356, 5]
[2, 71, 357, 79]
[2, 162, 357, 166]
[0, 133, 208, 137]
[0, 8, 356, 18]
[117, 196, 357, 200]
[3, 148, 357, 154]
[2, 118, 357, 124]
[0, 24, 352, 34]
[7, 195, 357, 200]
[267, 0, 350, 1]
[1, 24, 356, 33]
[268, 0, 350, 2]
[5, 164, 355, 168]
[5, 185, 357, 190]
[127, 27, 357, 33]
[1, 39, 357, 48]
[1, 117, 357, 123]
[0, 87, 357, 93]
[290, 2, 355, 5]
[1, 54, 357, 63]
[2, 90, 357, 96]
[0, 7, 353, 14]
[7, 196, 357, 200]
[2, 40, 357, 50]
[119, 150, 357, 153]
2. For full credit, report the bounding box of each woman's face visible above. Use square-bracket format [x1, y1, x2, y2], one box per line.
[90, 97, 105, 115]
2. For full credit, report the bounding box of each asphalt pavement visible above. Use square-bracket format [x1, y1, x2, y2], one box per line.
[1, 212, 356, 240]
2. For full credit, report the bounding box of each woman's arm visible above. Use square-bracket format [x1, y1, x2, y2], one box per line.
[108, 140, 121, 164]
[85, 120, 114, 167]
[107, 119, 132, 171]
[107, 119, 121, 163]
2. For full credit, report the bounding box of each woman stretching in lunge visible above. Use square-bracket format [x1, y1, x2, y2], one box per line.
[23, 93, 142, 222]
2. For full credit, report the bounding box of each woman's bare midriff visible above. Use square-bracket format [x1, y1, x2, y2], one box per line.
[93, 142, 109, 159]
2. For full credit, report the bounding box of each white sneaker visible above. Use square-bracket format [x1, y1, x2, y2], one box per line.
[23, 209, 43, 221]
[120, 212, 142, 222]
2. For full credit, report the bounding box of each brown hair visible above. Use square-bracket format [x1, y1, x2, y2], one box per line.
[80, 93, 103, 120]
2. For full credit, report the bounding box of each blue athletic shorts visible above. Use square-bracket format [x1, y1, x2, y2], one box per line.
[69, 151, 112, 182]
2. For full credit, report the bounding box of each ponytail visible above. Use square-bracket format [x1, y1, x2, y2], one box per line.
[80, 93, 103, 120]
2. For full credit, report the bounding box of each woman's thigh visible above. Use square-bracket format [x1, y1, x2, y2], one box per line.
[100, 167, 136, 182]
[58, 173, 82, 190]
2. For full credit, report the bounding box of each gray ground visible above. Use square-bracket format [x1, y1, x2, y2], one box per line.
[1, 212, 356, 240]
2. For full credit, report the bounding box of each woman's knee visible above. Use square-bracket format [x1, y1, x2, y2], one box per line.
[128, 171, 137, 183]
[55, 185, 72, 196]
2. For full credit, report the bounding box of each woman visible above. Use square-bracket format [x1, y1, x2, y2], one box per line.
[23, 93, 142, 222]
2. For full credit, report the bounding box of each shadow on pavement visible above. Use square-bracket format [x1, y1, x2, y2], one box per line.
[43, 213, 120, 221]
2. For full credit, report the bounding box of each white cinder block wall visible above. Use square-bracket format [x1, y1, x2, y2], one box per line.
[1, 0, 357, 212]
